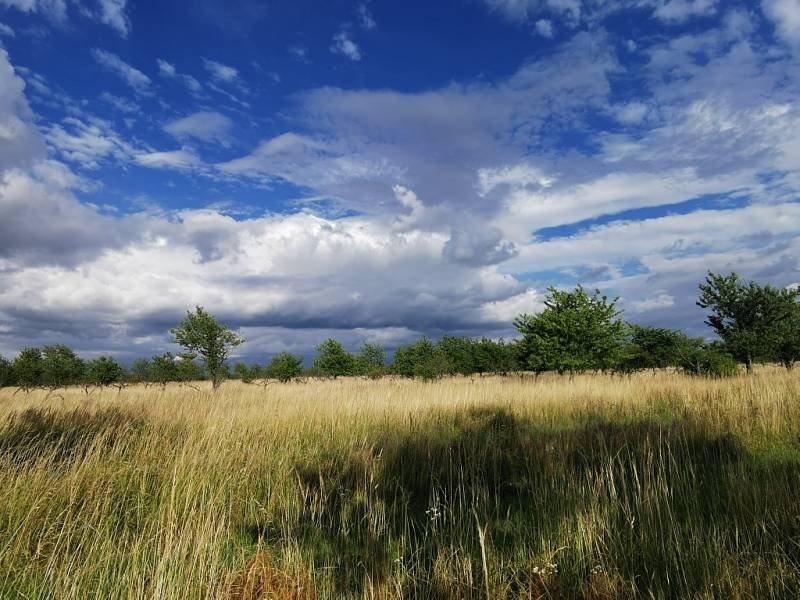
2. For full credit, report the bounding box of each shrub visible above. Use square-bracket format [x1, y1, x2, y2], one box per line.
[313, 339, 356, 378]
[12, 347, 43, 390]
[86, 356, 125, 386]
[681, 346, 739, 378]
[265, 352, 304, 383]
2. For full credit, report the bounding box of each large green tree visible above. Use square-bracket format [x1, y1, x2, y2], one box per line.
[170, 306, 245, 389]
[514, 286, 626, 375]
[697, 272, 800, 371]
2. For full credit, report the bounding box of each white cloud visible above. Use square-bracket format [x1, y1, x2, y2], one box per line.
[99, 91, 137, 113]
[0, 49, 46, 171]
[289, 45, 310, 63]
[163, 111, 232, 145]
[91, 48, 151, 94]
[653, 0, 718, 23]
[534, 18, 554, 37]
[157, 58, 201, 92]
[629, 293, 675, 313]
[96, 0, 129, 36]
[331, 31, 362, 61]
[762, 0, 800, 45]
[203, 58, 239, 83]
[44, 115, 137, 168]
[156, 58, 176, 77]
[0, 21, 15, 37]
[0, 0, 67, 23]
[135, 148, 202, 171]
[357, 2, 375, 30]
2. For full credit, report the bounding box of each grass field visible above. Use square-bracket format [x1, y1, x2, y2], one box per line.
[1, 369, 799, 599]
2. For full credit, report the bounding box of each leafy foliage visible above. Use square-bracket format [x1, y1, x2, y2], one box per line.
[86, 356, 125, 386]
[313, 339, 356, 378]
[41, 345, 85, 389]
[698, 272, 800, 370]
[265, 353, 304, 383]
[170, 306, 244, 388]
[515, 286, 626, 375]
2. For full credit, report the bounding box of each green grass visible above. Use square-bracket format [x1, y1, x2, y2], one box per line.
[0, 370, 799, 598]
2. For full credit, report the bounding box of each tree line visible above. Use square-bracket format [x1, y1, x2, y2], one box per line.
[1, 271, 798, 391]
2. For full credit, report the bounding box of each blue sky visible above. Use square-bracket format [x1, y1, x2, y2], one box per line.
[0, 0, 799, 361]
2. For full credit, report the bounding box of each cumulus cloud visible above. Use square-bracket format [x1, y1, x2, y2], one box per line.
[91, 48, 151, 94]
[2, 10, 800, 358]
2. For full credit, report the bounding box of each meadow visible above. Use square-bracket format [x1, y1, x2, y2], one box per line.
[0, 369, 799, 599]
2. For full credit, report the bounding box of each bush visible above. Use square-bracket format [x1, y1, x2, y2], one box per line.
[265, 352, 303, 383]
[313, 339, 356, 378]
[12, 347, 43, 390]
[392, 337, 449, 380]
[681, 346, 739, 378]
[86, 356, 125, 386]
[0, 355, 14, 388]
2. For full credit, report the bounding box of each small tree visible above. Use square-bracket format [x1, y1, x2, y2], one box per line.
[265, 352, 304, 383]
[232, 361, 255, 383]
[170, 306, 245, 389]
[12, 347, 43, 391]
[86, 356, 125, 386]
[130, 358, 151, 384]
[619, 325, 697, 373]
[0, 355, 14, 388]
[313, 339, 356, 378]
[391, 337, 449, 380]
[680, 344, 739, 378]
[514, 286, 626, 376]
[775, 304, 800, 370]
[41, 345, 85, 389]
[698, 272, 799, 371]
[355, 342, 386, 379]
[148, 353, 179, 387]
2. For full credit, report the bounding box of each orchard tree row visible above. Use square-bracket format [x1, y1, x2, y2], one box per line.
[1, 271, 798, 390]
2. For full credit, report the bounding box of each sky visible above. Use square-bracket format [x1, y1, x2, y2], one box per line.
[0, 0, 799, 362]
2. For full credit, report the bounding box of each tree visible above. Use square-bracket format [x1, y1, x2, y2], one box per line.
[170, 306, 245, 389]
[619, 325, 698, 372]
[265, 352, 303, 383]
[313, 339, 356, 378]
[130, 358, 151, 384]
[679, 344, 739, 378]
[698, 272, 800, 371]
[355, 342, 386, 378]
[392, 337, 449, 380]
[0, 355, 14, 388]
[86, 356, 125, 386]
[148, 353, 179, 386]
[12, 347, 43, 390]
[41, 345, 85, 389]
[776, 308, 800, 369]
[232, 361, 255, 383]
[514, 286, 626, 375]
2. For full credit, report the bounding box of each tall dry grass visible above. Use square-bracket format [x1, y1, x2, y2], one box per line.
[0, 368, 799, 598]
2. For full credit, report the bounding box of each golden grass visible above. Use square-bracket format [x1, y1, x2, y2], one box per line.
[0, 368, 799, 598]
